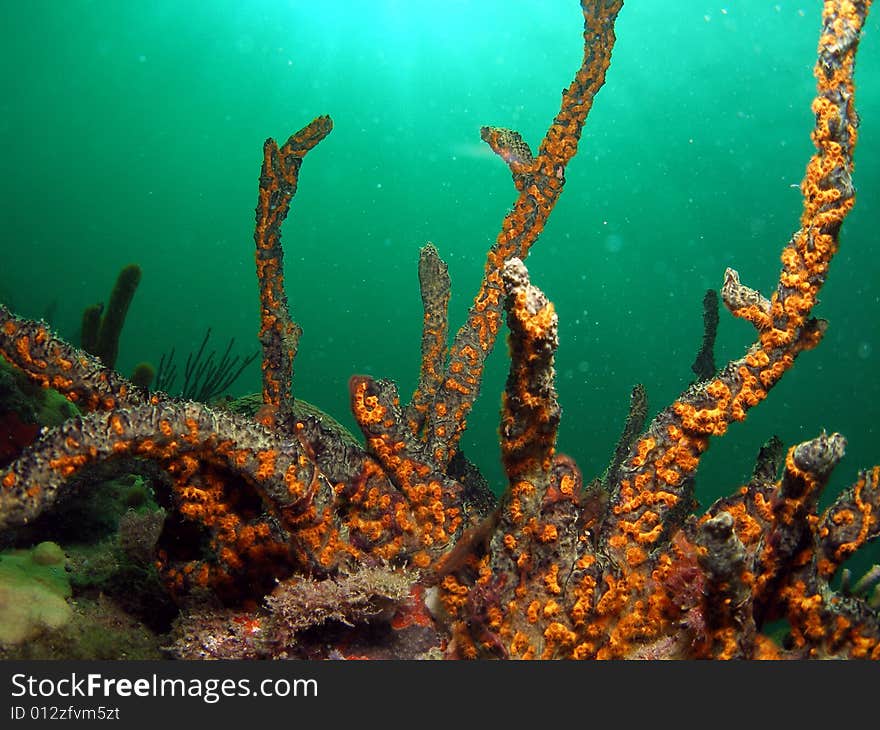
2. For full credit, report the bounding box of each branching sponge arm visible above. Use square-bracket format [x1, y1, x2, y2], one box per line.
[601, 0, 873, 563]
[254, 116, 333, 426]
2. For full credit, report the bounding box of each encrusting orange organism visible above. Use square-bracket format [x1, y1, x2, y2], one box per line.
[0, 0, 877, 659]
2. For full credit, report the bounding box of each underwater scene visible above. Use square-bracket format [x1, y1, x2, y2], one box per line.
[0, 0, 878, 659]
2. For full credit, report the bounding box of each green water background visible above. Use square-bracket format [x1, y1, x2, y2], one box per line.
[1, 2, 878, 568]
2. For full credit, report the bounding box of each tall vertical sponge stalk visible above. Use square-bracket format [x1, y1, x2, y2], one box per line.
[499, 257, 560, 485]
[405, 243, 451, 436]
[92, 263, 142, 371]
[440, 259, 585, 659]
[422, 0, 624, 466]
[254, 116, 333, 425]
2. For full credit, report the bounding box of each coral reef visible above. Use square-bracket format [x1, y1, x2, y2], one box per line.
[0, 0, 877, 659]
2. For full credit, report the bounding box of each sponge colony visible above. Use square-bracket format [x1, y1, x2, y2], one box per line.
[0, 541, 72, 645]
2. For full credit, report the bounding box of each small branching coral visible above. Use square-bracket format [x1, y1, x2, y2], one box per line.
[0, 0, 877, 659]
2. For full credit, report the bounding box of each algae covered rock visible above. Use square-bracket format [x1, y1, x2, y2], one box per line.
[31, 540, 66, 566]
[0, 540, 72, 646]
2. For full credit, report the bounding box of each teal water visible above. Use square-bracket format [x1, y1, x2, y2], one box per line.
[1, 2, 878, 567]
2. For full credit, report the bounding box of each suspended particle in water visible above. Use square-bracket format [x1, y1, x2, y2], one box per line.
[857, 341, 872, 359]
[604, 233, 623, 254]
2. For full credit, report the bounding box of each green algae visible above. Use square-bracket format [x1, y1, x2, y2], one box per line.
[0, 541, 72, 645]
